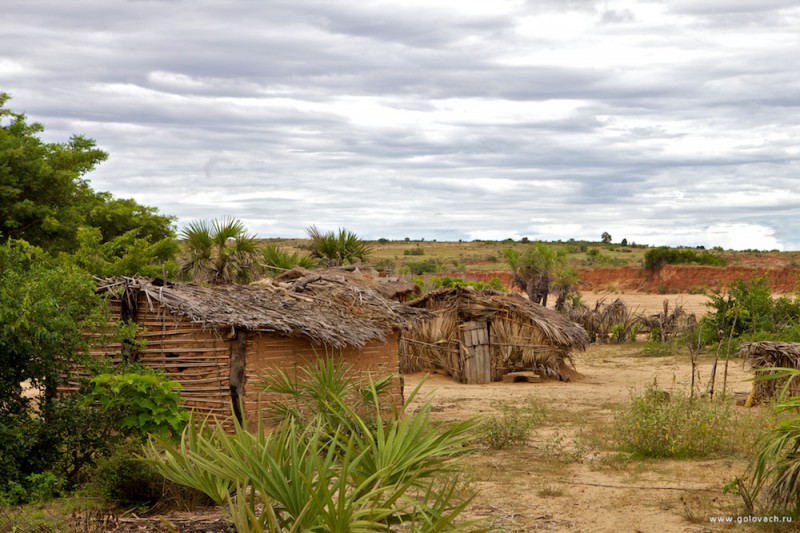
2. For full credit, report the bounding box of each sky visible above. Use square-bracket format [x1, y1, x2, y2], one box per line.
[2, 1, 799, 250]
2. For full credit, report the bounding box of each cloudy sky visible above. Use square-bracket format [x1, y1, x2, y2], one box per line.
[3, 1, 799, 249]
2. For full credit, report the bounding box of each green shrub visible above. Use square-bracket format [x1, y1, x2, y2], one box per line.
[644, 247, 726, 270]
[614, 386, 745, 459]
[403, 247, 425, 256]
[402, 259, 441, 275]
[480, 401, 545, 450]
[85, 371, 188, 440]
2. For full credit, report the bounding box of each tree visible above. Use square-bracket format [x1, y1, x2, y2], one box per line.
[601, 232, 612, 244]
[503, 243, 570, 307]
[621, 238, 628, 246]
[0, 93, 178, 270]
[306, 226, 372, 266]
[0, 240, 103, 417]
[179, 218, 258, 284]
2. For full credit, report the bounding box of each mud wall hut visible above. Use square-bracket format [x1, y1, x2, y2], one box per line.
[400, 287, 589, 384]
[89, 275, 422, 423]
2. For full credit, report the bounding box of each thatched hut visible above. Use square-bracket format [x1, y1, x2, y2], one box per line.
[400, 287, 589, 384]
[90, 275, 423, 423]
[739, 341, 800, 403]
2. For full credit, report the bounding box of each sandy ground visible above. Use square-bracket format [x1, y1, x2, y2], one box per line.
[405, 344, 776, 533]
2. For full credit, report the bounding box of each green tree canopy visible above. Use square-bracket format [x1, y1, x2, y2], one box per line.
[503, 243, 571, 307]
[0, 93, 177, 267]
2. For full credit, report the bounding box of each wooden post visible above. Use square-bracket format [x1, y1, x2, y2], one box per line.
[230, 329, 247, 424]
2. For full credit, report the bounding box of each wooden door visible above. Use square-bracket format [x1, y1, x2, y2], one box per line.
[461, 321, 491, 384]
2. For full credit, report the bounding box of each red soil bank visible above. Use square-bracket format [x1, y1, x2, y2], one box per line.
[445, 266, 800, 294]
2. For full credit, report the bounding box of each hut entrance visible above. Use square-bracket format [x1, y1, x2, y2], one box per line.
[460, 321, 491, 384]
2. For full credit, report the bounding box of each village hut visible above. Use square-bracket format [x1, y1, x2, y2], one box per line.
[400, 287, 590, 384]
[739, 341, 800, 404]
[90, 275, 423, 423]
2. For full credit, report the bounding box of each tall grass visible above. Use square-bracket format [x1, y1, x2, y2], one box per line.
[614, 385, 763, 459]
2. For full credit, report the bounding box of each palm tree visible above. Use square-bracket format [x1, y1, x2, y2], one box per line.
[260, 243, 317, 276]
[179, 218, 258, 284]
[306, 226, 372, 266]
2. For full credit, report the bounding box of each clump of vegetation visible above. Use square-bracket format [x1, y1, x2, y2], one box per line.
[145, 360, 479, 531]
[644, 246, 726, 271]
[403, 247, 425, 256]
[180, 217, 258, 284]
[613, 385, 758, 459]
[403, 259, 442, 275]
[701, 277, 800, 346]
[479, 400, 545, 450]
[306, 226, 372, 266]
[260, 243, 316, 275]
[417, 275, 505, 292]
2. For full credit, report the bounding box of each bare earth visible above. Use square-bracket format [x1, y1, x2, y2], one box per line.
[405, 344, 770, 533]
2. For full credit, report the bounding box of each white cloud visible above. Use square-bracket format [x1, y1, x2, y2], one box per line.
[1, 0, 798, 250]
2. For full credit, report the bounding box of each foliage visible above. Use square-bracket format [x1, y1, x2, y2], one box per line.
[84, 371, 188, 440]
[743, 368, 800, 514]
[0, 93, 176, 257]
[402, 259, 441, 276]
[503, 243, 570, 306]
[145, 363, 479, 531]
[701, 277, 800, 345]
[644, 246, 726, 270]
[306, 225, 372, 266]
[260, 243, 316, 276]
[257, 357, 396, 429]
[0, 239, 103, 418]
[180, 217, 258, 284]
[479, 400, 545, 450]
[403, 247, 425, 256]
[66, 226, 179, 278]
[613, 385, 747, 459]
[601, 232, 612, 244]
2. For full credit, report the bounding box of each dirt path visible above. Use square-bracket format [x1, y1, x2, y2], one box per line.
[405, 344, 769, 532]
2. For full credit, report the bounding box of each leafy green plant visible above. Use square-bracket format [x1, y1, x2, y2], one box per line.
[479, 401, 545, 450]
[145, 365, 480, 531]
[84, 371, 188, 440]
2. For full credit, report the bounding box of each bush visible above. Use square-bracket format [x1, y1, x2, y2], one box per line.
[402, 259, 441, 275]
[480, 401, 545, 450]
[403, 247, 425, 256]
[614, 385, 746, 459]
[644, 247, 726, 270]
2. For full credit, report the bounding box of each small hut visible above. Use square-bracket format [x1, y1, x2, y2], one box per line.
[400, 287, 589, 384]
[90, 275, 423, 423]
[739, 341, 800, 403]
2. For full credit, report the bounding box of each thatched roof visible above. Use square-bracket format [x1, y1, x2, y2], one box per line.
[273, 266, 421, 302]
[97, 276, 426, 348]
[739, 341, 800, 402]
[408, 287, 590, 350]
